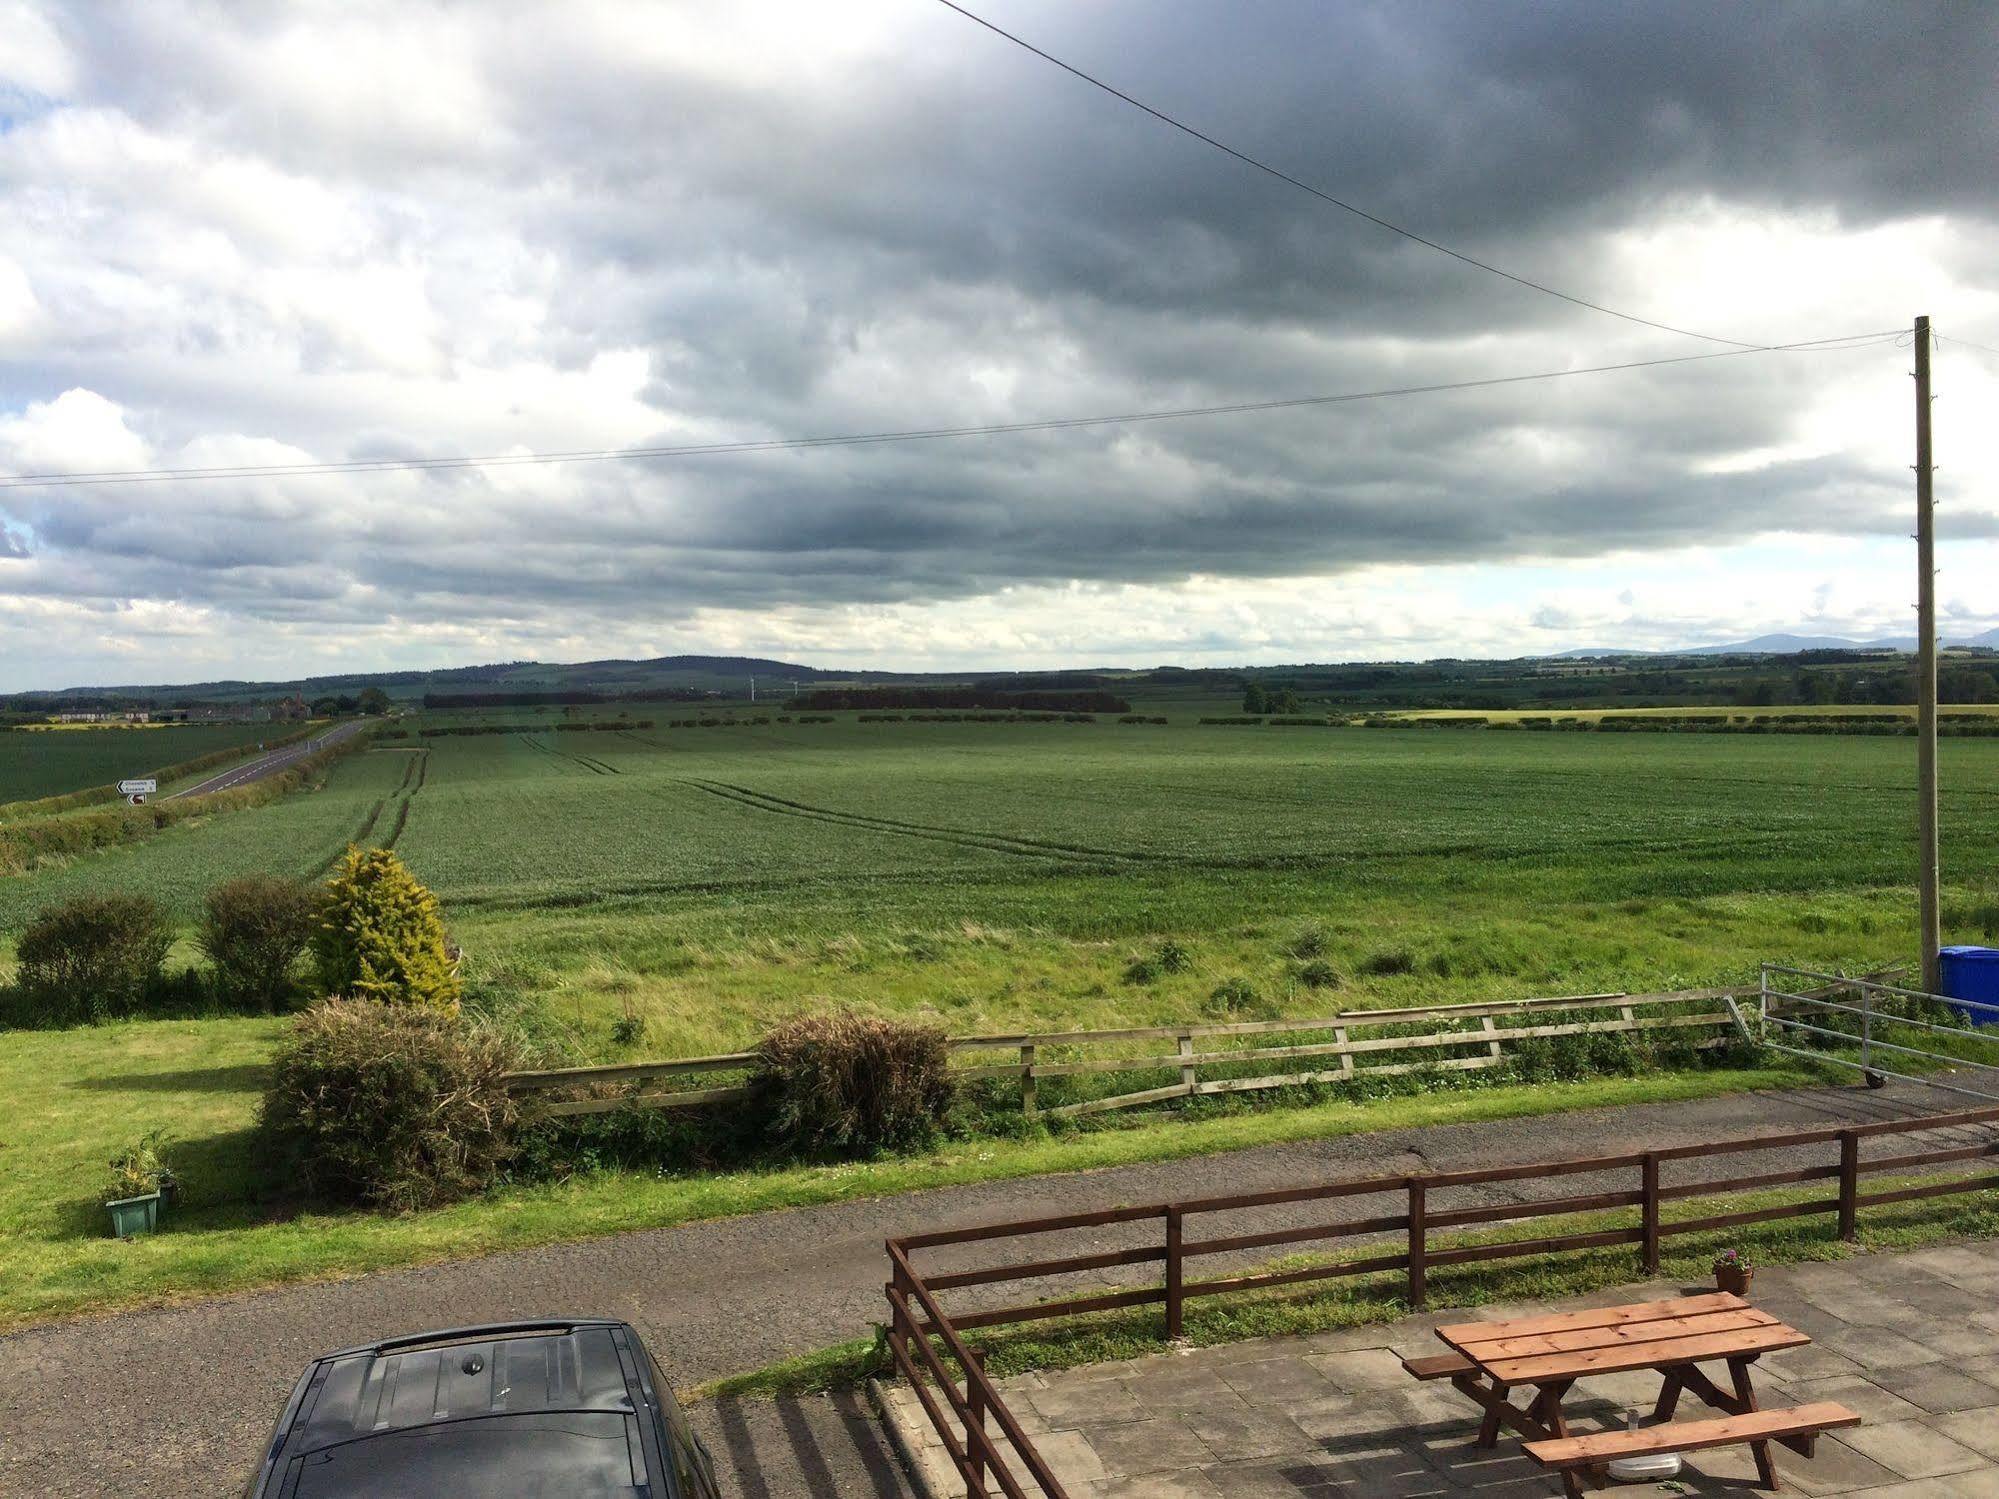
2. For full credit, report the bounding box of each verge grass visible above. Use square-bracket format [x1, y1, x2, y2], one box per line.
[0, 1013, 1814, 1331]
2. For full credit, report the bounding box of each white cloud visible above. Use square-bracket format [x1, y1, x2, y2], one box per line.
[0, 0, 1995, 689]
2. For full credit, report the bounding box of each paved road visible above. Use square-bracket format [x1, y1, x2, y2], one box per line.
[0, 1079, 1985, 1497]
[168, 719, 368, 798]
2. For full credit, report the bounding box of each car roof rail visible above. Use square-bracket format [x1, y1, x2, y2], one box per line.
[328, 1318, 623, 1360]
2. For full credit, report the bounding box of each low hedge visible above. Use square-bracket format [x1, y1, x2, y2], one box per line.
[753, 1010, 953, 1155]
[260, 999, 521, 1210]
[198, 875, 320, 1011]
[7, 893, 174, 1026]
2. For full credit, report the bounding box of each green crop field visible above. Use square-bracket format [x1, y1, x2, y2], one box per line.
[6, 717, 1998, 1055]
[5, 713, 1998, 1326]
[0, 722, 282, 806]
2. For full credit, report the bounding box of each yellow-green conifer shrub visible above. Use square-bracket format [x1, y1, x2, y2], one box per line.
[313, 846, 462, 1011]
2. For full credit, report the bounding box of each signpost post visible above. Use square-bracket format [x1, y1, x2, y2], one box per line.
[119, 778, 157, 805]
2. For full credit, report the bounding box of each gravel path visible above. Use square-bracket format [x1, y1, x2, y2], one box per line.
[0, 1078, 1983, 1497]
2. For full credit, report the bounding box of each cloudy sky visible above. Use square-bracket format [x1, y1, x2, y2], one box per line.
[1, 1, 1996, 690]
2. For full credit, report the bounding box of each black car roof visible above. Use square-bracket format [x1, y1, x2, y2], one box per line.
[258, 1320, 669, 1498]
[296, 1321, 638, 1450]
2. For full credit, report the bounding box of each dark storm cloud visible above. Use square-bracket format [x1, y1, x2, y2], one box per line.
[1, 0, 1995, 654]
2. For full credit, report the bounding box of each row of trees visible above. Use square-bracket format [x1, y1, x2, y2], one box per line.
[311, 687, 394, 716]
[1738, 664, 1999, 708]
[1241, 681, 1303, 713]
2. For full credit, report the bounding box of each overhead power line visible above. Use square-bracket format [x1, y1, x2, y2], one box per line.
[0, 331, 1898, 490]
[932, 0, 1769, 350]
[1938, 330, 1999, 359]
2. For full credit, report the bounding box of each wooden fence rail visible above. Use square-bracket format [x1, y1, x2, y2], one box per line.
[503, 986, 1751, 1118]
[886, 1101, 1999, 1498]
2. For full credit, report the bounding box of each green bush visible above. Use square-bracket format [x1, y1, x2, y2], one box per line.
[10, 893, 173, 1026]
[312, 847, 461, 1010]
[198, 875, 320, 1011]
[753, 1010, 953, 1156]
[259, 998, 520, 1210]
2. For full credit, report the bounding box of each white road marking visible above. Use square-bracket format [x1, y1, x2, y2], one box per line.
[166, 722, 362, 800]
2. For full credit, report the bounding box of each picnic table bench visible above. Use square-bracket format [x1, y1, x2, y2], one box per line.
[1403, 1291, 1860, 1495]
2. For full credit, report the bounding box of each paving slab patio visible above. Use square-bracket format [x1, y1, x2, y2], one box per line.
[880, 1240, 1999, 1496]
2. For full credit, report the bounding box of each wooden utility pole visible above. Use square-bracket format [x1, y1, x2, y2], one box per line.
[1915, 315, 1940, 994]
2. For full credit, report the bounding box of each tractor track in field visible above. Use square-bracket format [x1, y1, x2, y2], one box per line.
[521, 733, 620, 776]
[678, 778, 1150, 865]
[364, 747, 430, 851]
[309, 796, 386, 876]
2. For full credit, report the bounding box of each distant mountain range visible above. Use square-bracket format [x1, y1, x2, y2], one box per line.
[1557, 628, 1999, 659]
[8, 631, 1997, 705]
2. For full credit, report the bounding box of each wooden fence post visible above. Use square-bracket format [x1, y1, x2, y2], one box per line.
[1641, 1153, 1660, 1275]
[1178, 1032, 1196, 1098]
[1838, 1131, 1860, 1241]
[1407, 1179, 1428, 1310]
[964, 1344, 987, 1496]
[1165, 1205, 1184, 1340]
[1019, 1043, 1036, 1117]
[886, 1262, 907, 1378]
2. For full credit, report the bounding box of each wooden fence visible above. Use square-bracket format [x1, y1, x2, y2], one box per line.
[886, 1102, 1999, 1499]
[501, 987, 1748, 1119]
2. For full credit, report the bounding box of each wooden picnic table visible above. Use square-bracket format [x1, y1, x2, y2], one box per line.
[1425, 1291, 1821, 1495]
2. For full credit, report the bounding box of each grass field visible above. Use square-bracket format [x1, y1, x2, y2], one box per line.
[6, 719, 1998, 1054]
[0, 722, 282, 806]
[1388, 703, 1999, 722]
[4, 714, 1997, 1327]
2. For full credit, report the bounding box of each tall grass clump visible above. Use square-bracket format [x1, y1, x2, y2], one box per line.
[754, 1010, 953, 1156]
[312, 846, 461, 1011]
[1204, 975, 1277, 1020]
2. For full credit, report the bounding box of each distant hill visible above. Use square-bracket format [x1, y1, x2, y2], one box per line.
[9, 654, 915, 707]
[1557, 628, 1999, 658]
[6, 634, 1995, 712]
[1680, 633, 1906, 655]
[1679, 629, 1999, 655]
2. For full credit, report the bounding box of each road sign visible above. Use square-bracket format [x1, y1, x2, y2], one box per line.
[119, 779, 157, 795]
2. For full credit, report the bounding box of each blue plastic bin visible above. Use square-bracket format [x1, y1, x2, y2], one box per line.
[1938, 946, 1999, 1027]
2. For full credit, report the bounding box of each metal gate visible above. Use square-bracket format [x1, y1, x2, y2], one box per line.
[1752, 964, 1999, 1103]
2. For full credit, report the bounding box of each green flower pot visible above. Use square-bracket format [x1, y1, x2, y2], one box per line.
[106, 1192, 162, 1239]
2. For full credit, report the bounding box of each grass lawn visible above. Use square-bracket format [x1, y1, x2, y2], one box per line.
[0, 1010, 1822, 1331]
